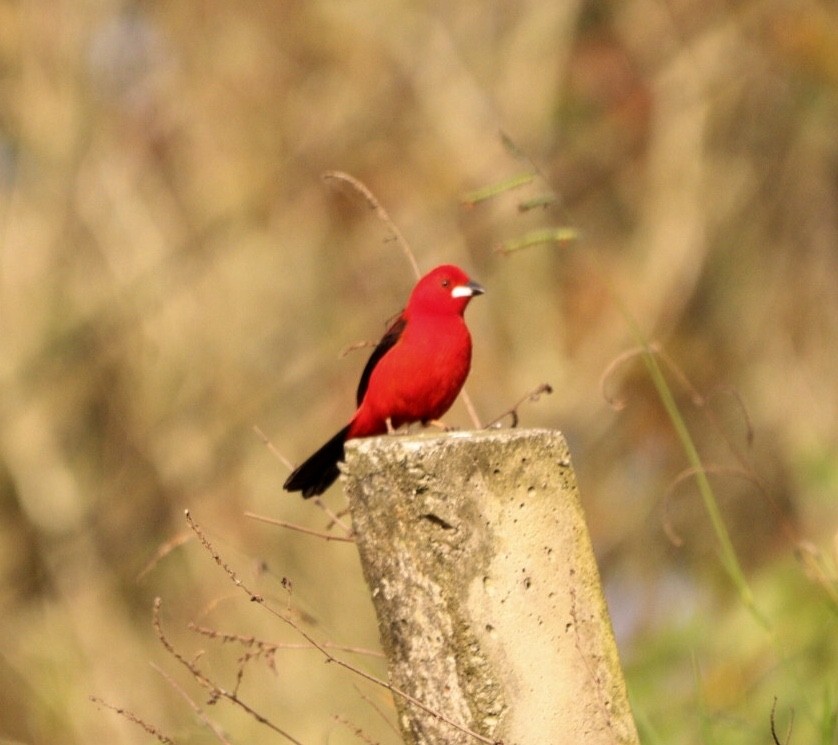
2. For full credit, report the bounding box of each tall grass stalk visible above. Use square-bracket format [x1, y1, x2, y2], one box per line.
[620, 306, 771, 631]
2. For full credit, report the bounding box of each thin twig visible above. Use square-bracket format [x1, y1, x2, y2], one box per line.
[459, 387, 483, 429]
[189, 622, 385, 658]
[322, 171, 421, 280]
[652, 345, 705, 407]
[353, 683, 401, 736]
[151, 663, 233, 745]
[153, 596, 305, 745]
[333, 714, 383, 745]
[253, 425, 294, 471]
[184, 510, 500, 745]
[89, 696, 175, 745]
[310, 496, 353, 533]
[245, 511, 355, 543]
[137, 530, 193, 582]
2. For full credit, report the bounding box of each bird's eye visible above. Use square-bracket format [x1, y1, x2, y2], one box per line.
[441, 278, 450, 288]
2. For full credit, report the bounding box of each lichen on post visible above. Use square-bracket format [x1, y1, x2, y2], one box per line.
[344, 428, 639, 745]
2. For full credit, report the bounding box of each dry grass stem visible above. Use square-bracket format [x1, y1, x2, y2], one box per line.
[322, 171, 421, 280]
[253, 425, 295, 472]
[153, 597, 304, 745]
[662, 465, 764, 547]
[352, 683, 402, 736]
[137, 531, 194, 582]
[89, 696, 176, 745]
[484, 383, 553, 429]
[184, 510, 501, 745]
[245, 511, 355, 542]
[151, 663, 233, 745]
[189, 622, 385, 658]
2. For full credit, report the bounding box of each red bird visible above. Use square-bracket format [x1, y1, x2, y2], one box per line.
[284, 264, 484, 497]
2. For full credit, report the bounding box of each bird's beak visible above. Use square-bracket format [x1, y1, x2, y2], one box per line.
[451, 279, 485, 298]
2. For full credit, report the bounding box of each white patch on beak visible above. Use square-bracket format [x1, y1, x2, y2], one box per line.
[451, 280, 485, 298]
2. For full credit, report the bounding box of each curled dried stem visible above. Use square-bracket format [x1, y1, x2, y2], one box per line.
[322, 171, 421, 280]
[662, 465, 763, 547]
[600, 345, 651, 411]
[484, 383, 553, 429]
[770, 696, 794, 745]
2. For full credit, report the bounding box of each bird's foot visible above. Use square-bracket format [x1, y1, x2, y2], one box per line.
[426, 419, 457, 432]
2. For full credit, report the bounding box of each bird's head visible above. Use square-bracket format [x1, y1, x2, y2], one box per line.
[407, 264, 485, 317]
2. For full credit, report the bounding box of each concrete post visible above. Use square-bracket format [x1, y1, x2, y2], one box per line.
[344, 429, 638, 745]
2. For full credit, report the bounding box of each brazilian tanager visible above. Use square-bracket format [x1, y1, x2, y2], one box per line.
[283, 264, 484, 497]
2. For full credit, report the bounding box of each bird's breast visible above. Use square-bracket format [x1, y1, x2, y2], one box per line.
[357, 316, 472, 430]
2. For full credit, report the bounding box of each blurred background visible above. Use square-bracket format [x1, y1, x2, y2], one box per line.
[1, 1, 836, 743]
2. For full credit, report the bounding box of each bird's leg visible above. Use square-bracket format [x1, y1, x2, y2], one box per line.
[385, 418, 412, 436]
[425, 419, 456, 432]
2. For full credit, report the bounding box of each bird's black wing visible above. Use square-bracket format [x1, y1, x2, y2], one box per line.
[356, 313, 407, 406]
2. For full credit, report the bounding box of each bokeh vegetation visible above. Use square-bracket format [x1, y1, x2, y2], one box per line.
[1, 1, 836, 744]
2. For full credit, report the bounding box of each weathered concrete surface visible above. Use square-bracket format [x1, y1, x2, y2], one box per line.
[344, 429, 639, 745]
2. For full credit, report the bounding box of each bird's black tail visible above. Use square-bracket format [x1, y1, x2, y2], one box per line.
[283, 425, 350, 498]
